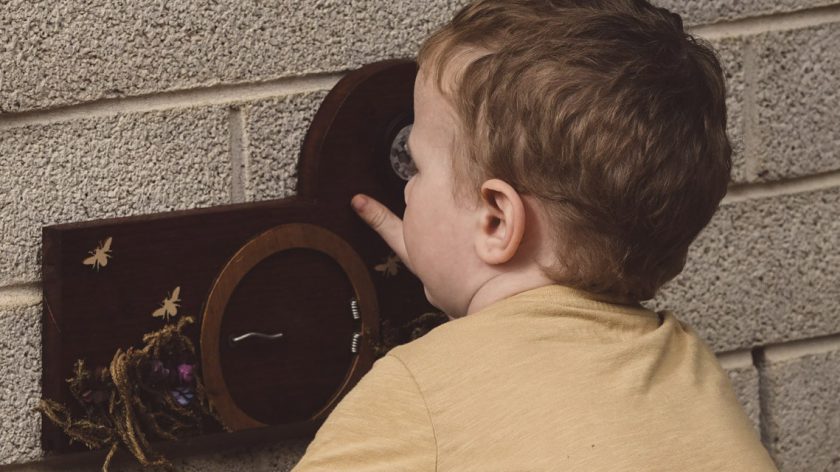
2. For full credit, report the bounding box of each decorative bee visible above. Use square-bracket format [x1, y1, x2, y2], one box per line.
[152, 286, 181, 322]
[374, 253, 402, 277]
[82, 236, 113, 271]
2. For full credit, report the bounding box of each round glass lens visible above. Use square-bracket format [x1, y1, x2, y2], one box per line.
[389, 124, 417, 181]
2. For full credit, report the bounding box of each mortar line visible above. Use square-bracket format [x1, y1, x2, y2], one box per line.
[762, 332, 840, 362]
[688, 3, 840, 40]
[722, 169, 840, 204]
[228, 107, 246, 204]
[716, 348, 754, 369]
[0, 71, 345, 131]
[241, 106, 252, 203]
[0, 282, 42, 309]
[752, 347, 775, 454]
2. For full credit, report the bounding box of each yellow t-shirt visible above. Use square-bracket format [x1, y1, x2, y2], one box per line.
[292, 284, 778, 471]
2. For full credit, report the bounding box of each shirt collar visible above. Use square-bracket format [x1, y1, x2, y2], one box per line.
[464, 283, 660, 326]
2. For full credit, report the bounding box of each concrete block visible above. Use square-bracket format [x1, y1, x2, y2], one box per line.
[0, 107, 231, 286]
[653, 0, 835, 27]
[753, 23, 840, 181]
[760, 342, 840, 471]
[0, 294, 43, 465]
[650, 187, 840, 352]
[706, 36, 748, 183]
[0, 1, 470, 113]
[244, 90, 330, 202]
[165, 440, 308, 472]
[238, 39, 748, 200]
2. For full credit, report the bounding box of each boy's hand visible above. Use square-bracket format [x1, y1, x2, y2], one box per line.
[351, 194, 415, 276]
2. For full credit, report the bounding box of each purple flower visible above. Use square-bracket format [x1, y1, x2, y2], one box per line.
[177, 363, 194, 385]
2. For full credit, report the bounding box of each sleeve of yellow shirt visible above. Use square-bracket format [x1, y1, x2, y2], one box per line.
[290, 354, 437, 471]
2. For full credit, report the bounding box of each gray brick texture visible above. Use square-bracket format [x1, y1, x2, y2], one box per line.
[0, 300, 42, 465]
[0, 107, 231, 286]
[753, 23, 840, 181]
[706, 37, 748, 183]
[651, 187, 840, 352]
[244, 90, 330, 202]
[760, 346, 840, 472]
[0, 1, 469, 114]
[654, 0, 836, 26]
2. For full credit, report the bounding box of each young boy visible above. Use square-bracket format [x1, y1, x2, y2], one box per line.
[293, 0, 778, 470]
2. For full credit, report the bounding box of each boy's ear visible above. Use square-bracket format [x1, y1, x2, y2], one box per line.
[474, 178, 526, 265]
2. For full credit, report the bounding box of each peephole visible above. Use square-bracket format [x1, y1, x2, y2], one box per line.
[389, 124, 417, 181]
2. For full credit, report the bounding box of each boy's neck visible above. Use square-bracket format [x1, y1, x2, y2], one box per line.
[459, 271, 556, 319]
[457, 272, 641, 320]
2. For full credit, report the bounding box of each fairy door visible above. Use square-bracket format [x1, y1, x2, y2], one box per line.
[41, 59, 446, 452]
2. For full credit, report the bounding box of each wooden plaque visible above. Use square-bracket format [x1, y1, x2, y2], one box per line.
[41, 58, 442, 452]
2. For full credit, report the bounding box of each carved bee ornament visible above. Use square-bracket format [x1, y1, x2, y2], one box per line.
[82, 237, 113, 270]
[152, 286, 181, 322]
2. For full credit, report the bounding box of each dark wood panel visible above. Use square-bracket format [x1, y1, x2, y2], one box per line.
[41, 58, 444, 453]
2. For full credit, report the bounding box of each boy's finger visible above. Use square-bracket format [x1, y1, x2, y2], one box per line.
[351, 194, 414, 274]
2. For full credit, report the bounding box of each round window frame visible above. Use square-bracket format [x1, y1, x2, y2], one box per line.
[200, 222, 379, 430]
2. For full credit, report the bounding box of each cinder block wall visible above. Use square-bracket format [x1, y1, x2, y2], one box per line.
[1, 1, 837, 470]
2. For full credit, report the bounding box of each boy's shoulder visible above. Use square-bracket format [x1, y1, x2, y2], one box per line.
[382, 290, 580, 389]
[382, 303, 533, 387]
[386, 309, 487, 363]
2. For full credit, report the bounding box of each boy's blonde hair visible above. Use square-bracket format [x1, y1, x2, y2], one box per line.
[417, 0, 732, 301]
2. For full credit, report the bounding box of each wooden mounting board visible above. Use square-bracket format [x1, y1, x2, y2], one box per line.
[41, 59, 442, 452]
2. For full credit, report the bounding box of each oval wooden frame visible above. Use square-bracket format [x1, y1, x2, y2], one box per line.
[200, 222, 379, 430]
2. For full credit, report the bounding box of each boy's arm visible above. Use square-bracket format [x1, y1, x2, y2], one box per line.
[291, 354, 436, 471]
